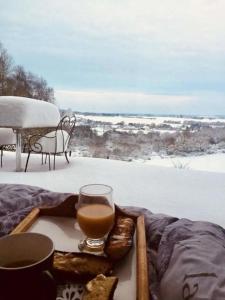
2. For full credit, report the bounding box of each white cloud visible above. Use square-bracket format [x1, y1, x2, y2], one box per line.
[1, 0, 225, 115]
[55, 89, 195, 114]
[2, 0, 225, 55]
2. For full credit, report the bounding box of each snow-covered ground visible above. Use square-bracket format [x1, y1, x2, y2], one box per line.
[79, 114, 225, 126]
[1, 151, 225, 227]
[76, 113, 225, 136]
[73, 113, 225, 162]
[141, 152, 225, 173]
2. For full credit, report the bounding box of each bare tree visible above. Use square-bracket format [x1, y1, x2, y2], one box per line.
[0, 41, 55, 103]
[27, 72, 54, 102]
[0, 42, 13, 95]
[11, 65, 30, 97]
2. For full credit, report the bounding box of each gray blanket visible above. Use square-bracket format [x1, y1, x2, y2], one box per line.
[1, 183, 225, 300]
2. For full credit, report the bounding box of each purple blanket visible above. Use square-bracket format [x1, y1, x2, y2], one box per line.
[0, 184, 71, 236]
[1, 184, 225, 300]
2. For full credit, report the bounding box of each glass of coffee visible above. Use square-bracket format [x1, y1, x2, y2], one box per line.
[77, 184, 115, 254]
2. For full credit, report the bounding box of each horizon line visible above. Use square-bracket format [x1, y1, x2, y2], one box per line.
[60, 109, 225, 119]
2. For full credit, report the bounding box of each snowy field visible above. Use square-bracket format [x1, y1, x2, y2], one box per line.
[1, 151, 225, 227]
[77, 113, 225, 134]
[72, 113, 225, 163]
[140, 152, 225, 173]
[78, 114, 225, 126]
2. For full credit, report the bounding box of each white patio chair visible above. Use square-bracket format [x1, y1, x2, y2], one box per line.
[0, 128, 16, 167]
[24, 115, 76, 172]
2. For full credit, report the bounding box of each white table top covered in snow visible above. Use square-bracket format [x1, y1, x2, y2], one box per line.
[0, 96, 60, 128]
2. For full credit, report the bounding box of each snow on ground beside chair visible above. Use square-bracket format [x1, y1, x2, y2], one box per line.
[0, 151, 225, 228]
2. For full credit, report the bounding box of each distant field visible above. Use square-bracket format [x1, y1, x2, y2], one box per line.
[69, 113, 225, 164]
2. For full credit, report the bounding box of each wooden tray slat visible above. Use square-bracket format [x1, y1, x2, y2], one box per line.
[11, 208, 40, 234]
[137, 215, 149, 300]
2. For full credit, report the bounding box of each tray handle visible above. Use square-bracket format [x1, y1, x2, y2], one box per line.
[11, 208, 40, 234]
[137, 215, 150, 300]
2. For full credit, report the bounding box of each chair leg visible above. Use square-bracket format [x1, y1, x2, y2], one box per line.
[45, 153, 48, 164]
[65, 151, 70, 164]
[23, 143, 27, 153]
[53, 154, 56, 170]
[41, 153, 44, 165]
[48, 153, 51, 170]
[0, 148, 3, 168]
[24, 151, 31, 172]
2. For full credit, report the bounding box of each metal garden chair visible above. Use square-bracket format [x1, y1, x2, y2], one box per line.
[24, 115, 76, 172]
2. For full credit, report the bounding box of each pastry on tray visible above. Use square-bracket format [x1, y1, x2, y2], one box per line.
[105, 216, 135, 260]
[53, 216, 135, 283]
[83, 274, 118, 300]
[53, 251, 114, 282]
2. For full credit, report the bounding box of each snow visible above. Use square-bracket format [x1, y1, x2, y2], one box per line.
[142, 153, 225, 173]
[79, 114, 225, 126]
[0, 128, 16, 144]
[1, 151, 225, 227]
[0, 96, 60, 128]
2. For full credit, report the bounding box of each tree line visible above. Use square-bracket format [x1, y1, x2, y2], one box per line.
[0, 42, 55, 103]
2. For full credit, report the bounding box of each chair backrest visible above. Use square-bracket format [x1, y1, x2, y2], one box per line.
[29, 114, 76, 154]
[54, 115, 76, 153]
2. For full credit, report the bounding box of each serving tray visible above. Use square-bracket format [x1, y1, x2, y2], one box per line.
[11, 195, 149, 300]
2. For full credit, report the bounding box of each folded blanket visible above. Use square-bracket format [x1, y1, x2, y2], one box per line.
[1, 184, 225, 300]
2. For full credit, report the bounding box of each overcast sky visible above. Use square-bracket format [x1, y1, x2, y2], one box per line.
[1, 0, 225, 115]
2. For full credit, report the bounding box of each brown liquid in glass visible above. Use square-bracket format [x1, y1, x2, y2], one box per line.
[77, 204, 114, 239]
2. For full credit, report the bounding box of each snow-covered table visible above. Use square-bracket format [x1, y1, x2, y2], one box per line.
[0, 96, 60, 171]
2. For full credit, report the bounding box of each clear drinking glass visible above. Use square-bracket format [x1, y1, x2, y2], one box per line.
[77, 184, 115, 254]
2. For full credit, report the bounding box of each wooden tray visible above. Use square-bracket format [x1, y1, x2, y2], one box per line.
[11, 195, 149, 300]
